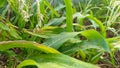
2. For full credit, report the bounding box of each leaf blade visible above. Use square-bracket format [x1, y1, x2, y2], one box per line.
[17, 54, 100, 68]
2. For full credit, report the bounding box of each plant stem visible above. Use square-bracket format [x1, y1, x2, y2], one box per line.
[64, 0, 73, 32]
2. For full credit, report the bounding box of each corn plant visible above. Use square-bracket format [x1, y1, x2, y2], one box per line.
[0, 0, 120, 68]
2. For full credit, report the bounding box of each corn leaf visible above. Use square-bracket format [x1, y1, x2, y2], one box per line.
[43, 32, 80, 49]
[81, 29, 110, 52]
[59, 29, 110, 55]
[0, 41, 60, 54]
[17, 54, 99, 68]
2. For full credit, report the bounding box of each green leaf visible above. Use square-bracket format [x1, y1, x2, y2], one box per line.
[9, 27, 22, 39]
[0, 22, 10, 31]
[7, 0, 19, 13]
[45, 17, 66, 26]
[17, 60, 38, 68]
[59, 29, 110, 55]
[17, 54, 99, 68]
[59, 42, 82, 55]
[0, 0, 6, 8]
[0, 22, 22, 39]
[41, 26, 65, 34]
[0, 41, 99, 68]
[43, 29, 110, 53]
[73, 13, 106, 37]
[87, 15, 106, 37]
[90, 52, 103, 63]
[43, 0, 60, 17]
[81, 29, 110, 52]
[43, 32, 80, 49]
[0, 41, 60, 54]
